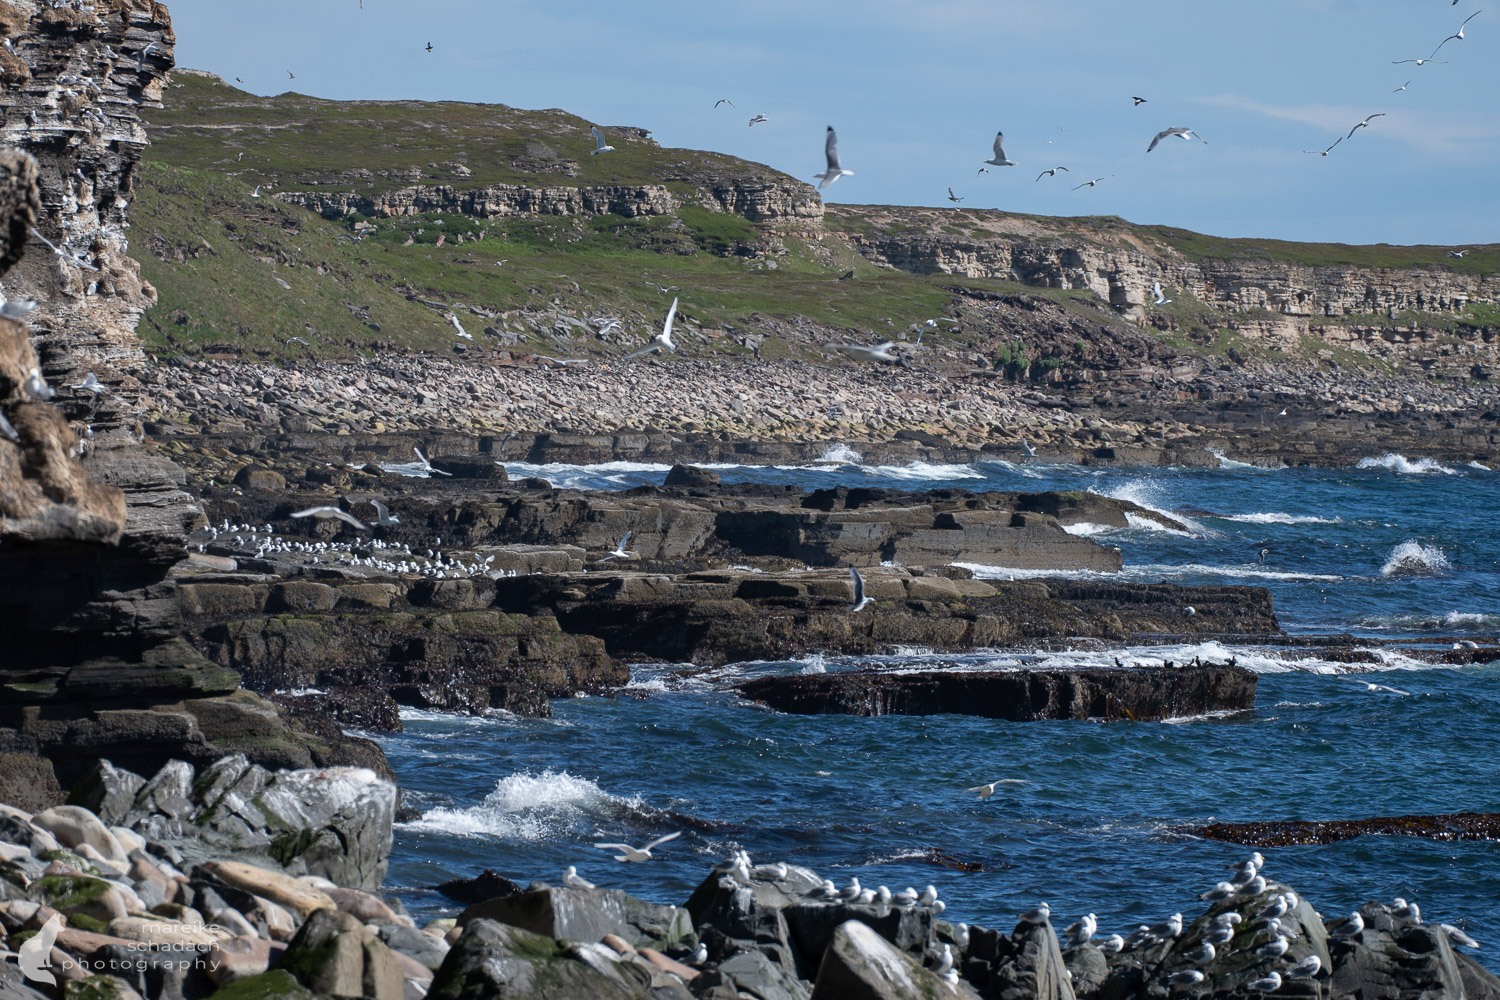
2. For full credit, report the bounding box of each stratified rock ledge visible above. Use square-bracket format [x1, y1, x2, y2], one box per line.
[1188, 811, 1500, 847]
[738, 663, 1257, 721]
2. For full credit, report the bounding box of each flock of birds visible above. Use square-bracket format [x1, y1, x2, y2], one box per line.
[552, 845, 1482, 989]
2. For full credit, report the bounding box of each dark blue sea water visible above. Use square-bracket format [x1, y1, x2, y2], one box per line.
[374, 450, 1499, 963]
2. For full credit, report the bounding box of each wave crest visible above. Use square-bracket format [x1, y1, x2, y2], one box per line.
[403, 769, 642, 841]
[1380, 541, 1451, 578]
[1356, 454, 1456, 475]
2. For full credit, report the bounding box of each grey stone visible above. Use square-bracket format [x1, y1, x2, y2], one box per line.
[66, 761, 146, 827]
[459, 884, 696, 952]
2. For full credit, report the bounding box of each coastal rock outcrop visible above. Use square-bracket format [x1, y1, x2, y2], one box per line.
[737, 662, 1258, 721]
[0, 0, 380, 788]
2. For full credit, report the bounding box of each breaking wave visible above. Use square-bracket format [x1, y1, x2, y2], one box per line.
[1380, 541, 1451, 578]
[1356, 454, 1457, 475]
[403, 769, 644, 842]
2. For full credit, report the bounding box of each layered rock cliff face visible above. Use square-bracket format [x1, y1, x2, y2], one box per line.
[842, 206, 1499, 370]
[0, 0, 380, 790]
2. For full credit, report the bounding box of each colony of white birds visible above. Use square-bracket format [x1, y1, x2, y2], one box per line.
[556, 842, 1483, 987]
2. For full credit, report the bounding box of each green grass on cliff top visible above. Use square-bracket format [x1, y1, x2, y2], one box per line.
[135, 72, 1496, 360]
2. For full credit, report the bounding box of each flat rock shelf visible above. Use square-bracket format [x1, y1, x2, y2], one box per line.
[736, 662, 1258, 721]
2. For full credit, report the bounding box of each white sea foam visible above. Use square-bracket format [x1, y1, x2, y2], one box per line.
[1096, 481, 1208, 535]
[1355, 610, 1500, 632]
[1469, 460, 1492, 471]
[857, 461, 985, 481]
[1125, 511, 1193, 536]
[403, 769, 640, 841]
[1356, 454, 1457, 475]
[1062, 522, 1117, 537]
[1380, 541, 1451, 578]
[798, 653, 829, 675]
[954, 561, 1341, 584]
[816, 443, 863, 465]
[379, 461, 435, 478]
[1206, 448, 1268, 471]
[1220, 512, 1339, 525]
[501, 461, 674, 490]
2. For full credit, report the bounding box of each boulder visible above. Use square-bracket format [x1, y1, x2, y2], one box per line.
[810, 920, 978, 999]
[278, 908, 403, 1000]
[965, 919, 1074, 1000]
[434, 869, 524, 904]
[458, 884, 695, 952]
[31, 807, 128, 864]
[203, 936, 277, 986]
[433, 457, 508, 480]
[0, 754, 64, 815]
[428, 918, 692, 1000]
[120, 756, 396, 891]
[233, 466, 287, 491]
[202, 970, 316, 1000]
[200, 861, 336, 920]
[66, 762, 146, 827]
[664, 464, 720, 487]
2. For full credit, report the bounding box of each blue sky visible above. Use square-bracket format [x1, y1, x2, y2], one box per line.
[165, 0, 1497, 246]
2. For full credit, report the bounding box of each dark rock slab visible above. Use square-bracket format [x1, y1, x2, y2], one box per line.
[435, 869, 525, 905]
[1188, 811, 1500, 847]
[738, 664, 1256, 721]
[457, 884, 696, 952]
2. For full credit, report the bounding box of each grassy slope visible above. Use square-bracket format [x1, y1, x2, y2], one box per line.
[134, 72, 1496, 363]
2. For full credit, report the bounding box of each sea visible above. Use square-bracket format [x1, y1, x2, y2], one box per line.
[373, 448, 1499, 963]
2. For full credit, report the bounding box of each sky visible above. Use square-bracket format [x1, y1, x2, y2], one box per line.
[162, 0, 1498, 247]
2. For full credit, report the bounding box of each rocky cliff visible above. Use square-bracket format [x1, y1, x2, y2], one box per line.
[0, 0, 382, 794]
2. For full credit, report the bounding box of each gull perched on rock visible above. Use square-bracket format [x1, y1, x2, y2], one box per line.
[1247, 972, 1282, 993]
[1287, 955, 1322, 979]
[1331, 912, 1364, 938]
[562, 866, 595, 890]
[1019, 903, 1051, 924]
[22, 367, 53, 401]
[964, 779, 1028, 799]
[626, 297, 679, 359]
[600, 531, 633, 561]
[1169, 971, 1205, 987]
[0, 287, 37, 319]
[1442, 924, 1481, 949]
[593, 831, 680, 862]
[984, 132, 1017, 167]
[589, 126, 614, 154]
[1147, 127, 1207, 152]
[848, 566, 873, 611]
[815, 127, 853, 189]
[291, 507, 369, 531]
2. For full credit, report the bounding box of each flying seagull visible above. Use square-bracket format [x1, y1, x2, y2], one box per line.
[1035, 166, 1069, 181]
[815, 127, 853, 189]
[643, 280, 679, 294]
[290, 507, 369, 531]
[589, 126, 614, 154]
[964, 779, 1028, 799]
[251, 185, 261, 198]
[599, 530, 633, 561]
[977, 167, 989, 175]
[288, 70, 295, 79]
[413, 446, 453, 476]
[1147, 127, 1207, 152]
[1152, 282, 1172, 305]
[626, 297, 679, 359]
[984, 132, 1017, 167]
[67, 372, 106, 395]
[593, 831, 681, 862]
[714, 98, 735, 108]
[370, 500, 399, 526]
[425, 42, 433, 52]
[136, 42, 157, 73]
[1391, 56, 1446, 65]
[1449, 249, 1471, 257]
[947, 187, 963, 203]
[833, 341, 898, 363]
[0, 289, 38, 318]
[449, 314, 470, 339]
[29, 227, 99, 271]
[1431, 10, 1481, 56]
[1073, 177, 1107, 190]
[1393, 79, 1412, 92]
[748, 114, 768, 126]
[848, 566, 873, 611]
[1021, 439, 1036, 457]
[1132, 96, 1148, 106]
[1303, 137, 1343, 156]
[1346, 113, 1386, 139]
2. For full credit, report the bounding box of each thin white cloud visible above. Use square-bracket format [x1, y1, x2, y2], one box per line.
[1196, 93, 1500, 156]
